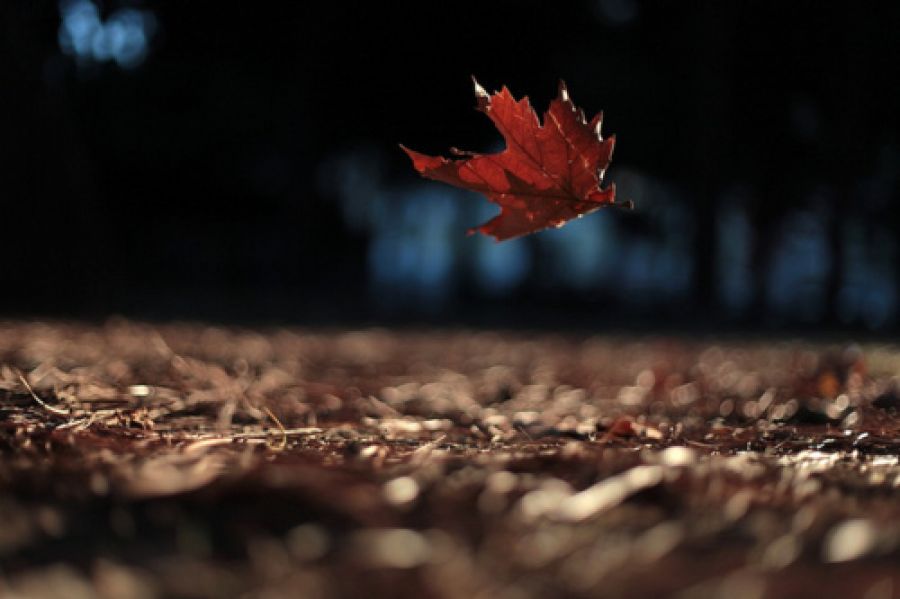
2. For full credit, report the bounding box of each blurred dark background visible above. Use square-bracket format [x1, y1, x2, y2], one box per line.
[1, 1, 899, 331]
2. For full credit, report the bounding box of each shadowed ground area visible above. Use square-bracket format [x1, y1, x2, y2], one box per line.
[1, 321, 899, 598]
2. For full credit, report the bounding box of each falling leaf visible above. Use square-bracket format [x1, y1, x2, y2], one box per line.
[402, 79, 618, 241]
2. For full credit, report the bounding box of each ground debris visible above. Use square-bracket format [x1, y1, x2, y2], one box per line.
[1, 321, 899, 598]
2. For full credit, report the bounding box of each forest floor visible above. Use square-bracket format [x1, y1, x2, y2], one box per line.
[1, 320, 899, 599]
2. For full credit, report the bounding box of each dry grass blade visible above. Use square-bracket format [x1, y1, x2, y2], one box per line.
[15, 368, 71, 417]
[262, 406, 288, 451]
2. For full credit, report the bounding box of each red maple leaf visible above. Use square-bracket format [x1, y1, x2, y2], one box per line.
[401, 79, 618, 241]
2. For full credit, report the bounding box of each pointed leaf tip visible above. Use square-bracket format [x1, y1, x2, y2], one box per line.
[471, 77, 490, 111]
[472, 76, 488, 96]
[591, 111, 604, 137]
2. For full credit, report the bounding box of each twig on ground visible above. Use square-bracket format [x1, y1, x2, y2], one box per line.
[410, 434, 447, 465]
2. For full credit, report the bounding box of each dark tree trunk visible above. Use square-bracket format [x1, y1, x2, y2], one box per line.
[689, 6, 734, 318]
